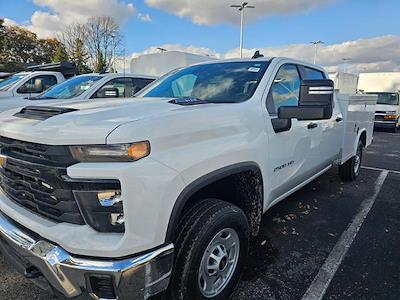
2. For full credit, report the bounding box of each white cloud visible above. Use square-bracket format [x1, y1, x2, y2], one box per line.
[3, 18, 18, 27]
[145, 0, 335, 25]
[224, 35, 400, 73]
[12, 0, 137, 38]
[138, 13, 152, 22]
[129, 35, 400, 73]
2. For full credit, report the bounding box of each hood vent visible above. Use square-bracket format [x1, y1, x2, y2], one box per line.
[14, 106, 78, 121]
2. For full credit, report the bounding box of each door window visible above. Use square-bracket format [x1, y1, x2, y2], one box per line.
[93, 78, 133, 98]
[17, 75, 57, 94]
[267, 64, 301, 115]
[303, 67, 325, 80]
[132, 78, 155, 94]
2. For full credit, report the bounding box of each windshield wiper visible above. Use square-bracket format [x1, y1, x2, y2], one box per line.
[169, 97, 235, 106]
[169, 97, 209, 106]
[27, 96, 56, 100]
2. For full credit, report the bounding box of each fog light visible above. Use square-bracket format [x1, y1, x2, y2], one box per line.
[73, 187, 125, 232]
[97, 190, 122, 207]
[111, 213, 125, 225]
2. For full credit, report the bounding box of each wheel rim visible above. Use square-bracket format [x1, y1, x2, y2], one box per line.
[198, 228, 240, 298]
[354, 146, 362, 175]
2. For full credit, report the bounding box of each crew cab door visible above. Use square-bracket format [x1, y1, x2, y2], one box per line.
[298, 65, 343, 165]
[265, 63, 335, 204]
[265, 64, 316, 203]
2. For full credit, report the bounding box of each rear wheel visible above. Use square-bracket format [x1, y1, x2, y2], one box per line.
[339, 139, 363, 181]
[169, 199, 249, 300]
[392, 124, 398, 133]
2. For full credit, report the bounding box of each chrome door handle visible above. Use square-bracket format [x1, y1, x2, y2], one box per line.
[307, 122, 318, 129]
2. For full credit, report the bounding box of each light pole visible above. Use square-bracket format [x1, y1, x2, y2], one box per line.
[310, 40, 324, 64]
[230, 2, 255, 58]
[341, 58, 352, 72]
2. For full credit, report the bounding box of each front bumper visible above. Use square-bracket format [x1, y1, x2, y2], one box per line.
[0, 211, 174, 299]
[374, 120, 398, 128]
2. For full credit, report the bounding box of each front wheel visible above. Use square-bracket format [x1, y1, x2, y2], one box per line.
[169, 199, 249, 300]
[392, 124, 398, 133]
[339, 139, 363, 181]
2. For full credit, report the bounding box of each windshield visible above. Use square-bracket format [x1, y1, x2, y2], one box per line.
[367, 92, 399, 105]
[140, 61, 270, 103]
[36, 75, 102, 99]
[0, 74, 27, 91]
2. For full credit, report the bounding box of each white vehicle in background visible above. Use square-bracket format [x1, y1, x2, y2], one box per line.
[0, 71, 65, 100]
[130, 50, 216, 76]
[358, 72, 400, 132]
[0, 73, 157, 112]
[0, 57, 376, 300]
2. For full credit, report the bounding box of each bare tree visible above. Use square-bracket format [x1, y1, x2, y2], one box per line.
[85, 16, 121, 72]
[60, 16, 121, 72]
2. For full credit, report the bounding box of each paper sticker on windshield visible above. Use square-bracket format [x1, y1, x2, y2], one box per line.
[248, 67, 260, 73]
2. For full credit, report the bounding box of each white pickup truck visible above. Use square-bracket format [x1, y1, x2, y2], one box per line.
[0, 57, 375, 300]
[0, 73, 157, 113]
[0, 71, 65, 99]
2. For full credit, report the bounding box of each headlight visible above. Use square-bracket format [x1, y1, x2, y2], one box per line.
[69, 141, 150, 162]
[386, 111, 397, 114]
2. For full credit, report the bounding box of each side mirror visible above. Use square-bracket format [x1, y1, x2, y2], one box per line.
[99, 87, 119, 98]
[278, 79, 334, 121]
[271, 118, 292, 133]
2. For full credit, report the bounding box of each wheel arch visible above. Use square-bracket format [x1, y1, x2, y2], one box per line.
[165, 162, 264, 242]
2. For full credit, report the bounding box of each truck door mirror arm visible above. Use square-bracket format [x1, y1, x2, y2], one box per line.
[271, 118, 292, 133]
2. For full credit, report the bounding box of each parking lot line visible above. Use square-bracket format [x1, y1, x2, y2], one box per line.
[362, 165, 400, 175]
[301, 170, 389, 300]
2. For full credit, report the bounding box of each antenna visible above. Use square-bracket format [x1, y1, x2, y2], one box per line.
[252, 50, 264, 59]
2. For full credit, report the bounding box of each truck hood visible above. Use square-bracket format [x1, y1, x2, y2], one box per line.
[0, 91, 14, 99]
[375, 104, 399, 113]
[0, 97, 180, 145]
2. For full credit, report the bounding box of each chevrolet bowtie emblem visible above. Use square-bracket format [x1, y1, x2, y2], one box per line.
[0, 154, 6, 168]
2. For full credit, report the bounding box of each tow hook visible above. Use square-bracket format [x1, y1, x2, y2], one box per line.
[24, 266, 42, 279]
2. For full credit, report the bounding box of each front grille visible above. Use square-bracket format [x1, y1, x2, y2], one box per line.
[0, 136, 85, 225]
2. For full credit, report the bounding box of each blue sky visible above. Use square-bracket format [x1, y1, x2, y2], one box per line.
[1, 0, 399, 72]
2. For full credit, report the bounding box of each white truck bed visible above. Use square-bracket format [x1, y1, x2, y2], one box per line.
[337, 94, 377, 163]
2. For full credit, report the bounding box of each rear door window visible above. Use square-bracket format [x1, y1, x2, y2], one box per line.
[303, 67, 325, 80]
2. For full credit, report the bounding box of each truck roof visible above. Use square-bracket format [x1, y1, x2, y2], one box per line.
[78, 73, 158, 80]
[190, 57, 327, 73]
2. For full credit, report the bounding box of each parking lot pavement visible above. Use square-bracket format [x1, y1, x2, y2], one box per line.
[0, 130, 398, 300]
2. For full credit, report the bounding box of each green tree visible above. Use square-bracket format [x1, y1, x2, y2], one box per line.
[71, 37, 91, 73]
[52, 44, 69, 62]
[37, 38, 67, 63]
[1, 26, 37, 64]
[94, 49, 106, 73]
[0, 19, 5, 56]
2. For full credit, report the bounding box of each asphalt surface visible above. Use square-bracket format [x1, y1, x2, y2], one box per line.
[0, 130, 399, 300]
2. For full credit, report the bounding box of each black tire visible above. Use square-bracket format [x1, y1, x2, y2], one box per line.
[339, 139, 363, 181]
[169, 199, 249, 300]
[392, 124, 398, 133]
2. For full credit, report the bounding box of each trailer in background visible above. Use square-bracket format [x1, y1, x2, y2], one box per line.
[130, 51, 216, 77]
